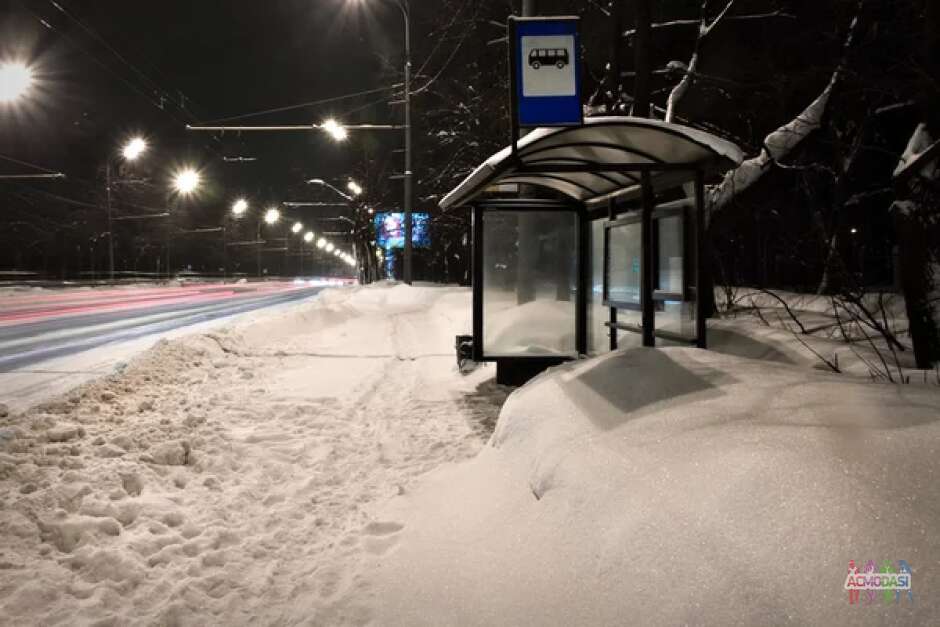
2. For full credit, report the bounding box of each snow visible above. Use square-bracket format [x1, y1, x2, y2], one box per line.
[0, 283, 508, 625]
[2, 282, 938, 625]
[358, 346, 940, 626]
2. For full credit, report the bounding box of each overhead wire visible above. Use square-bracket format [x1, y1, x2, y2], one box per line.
[0, 153, 61, 174]
[195, 85, 402, 125]
[46, 0, 209, 123]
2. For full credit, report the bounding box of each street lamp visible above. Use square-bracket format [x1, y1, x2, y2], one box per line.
[304, 231, 314, 243]
[121, 137, 147, 162]
[306, 178, 354, 202]
[105, 136, 151, 282]
[321, 118, 348, 142]
[0, 62, 34, 103]
[316, 238, 327, 249]
[347, 180, 363, 197]
[291, 221, 303, 234]
[173, 168, 201, 196]
[325, 242, 335, 253]
[349, 0, 412, 284]
[254, 208, 281, 278]
[232, 198, 249, 216]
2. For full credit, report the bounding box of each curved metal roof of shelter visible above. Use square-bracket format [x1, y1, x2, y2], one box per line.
[440, 116, 744, 210]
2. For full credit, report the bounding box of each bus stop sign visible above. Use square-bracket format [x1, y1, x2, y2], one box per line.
[510, 16, 582, 129]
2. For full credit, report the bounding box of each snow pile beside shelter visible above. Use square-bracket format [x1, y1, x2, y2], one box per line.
[364, 347, 940, 626]
[0, 283, 507, 626]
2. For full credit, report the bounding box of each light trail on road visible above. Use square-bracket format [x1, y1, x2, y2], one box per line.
[0, 281, 328, 372]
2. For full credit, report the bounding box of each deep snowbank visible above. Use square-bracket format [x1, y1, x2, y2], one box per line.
[364, 347, 940, 626]
[0, 283, 506, 626]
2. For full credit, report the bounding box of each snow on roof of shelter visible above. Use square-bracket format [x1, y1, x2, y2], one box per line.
[440, 116, 744, 210]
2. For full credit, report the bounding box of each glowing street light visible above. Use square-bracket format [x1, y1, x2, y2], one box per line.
[173, 168, 201, 196]
[325, 242, 335, 253]
[316, 238, 327, 249]
[347, 180, 363, 196]
[304, 231, 314, 243]
[264, 208, 281, 225]
[232, 198, 249, 216]
[291, 221, 304, 234]
[121, 137, 148, 162]
[0, 62, 34, 103]
[321, 118, 348, 142]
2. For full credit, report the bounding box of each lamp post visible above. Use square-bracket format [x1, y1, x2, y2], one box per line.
[302, 231, 314, 276]
[106, 137, 148, 282]
[347, 0, 411, 283]
[307, 178, 355, 202]
[400, 0, 414, 285]
[225, 198, 250, 279]
[258, 207, 280, 278]
[168, 167, 202, 279]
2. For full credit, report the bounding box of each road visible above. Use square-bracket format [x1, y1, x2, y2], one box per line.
[0, 281, 327, 411]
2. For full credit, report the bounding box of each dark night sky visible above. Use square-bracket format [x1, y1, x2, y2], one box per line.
[1, 0, 407, 211]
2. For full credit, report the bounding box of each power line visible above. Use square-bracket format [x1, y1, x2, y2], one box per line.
[46, 0, 208, 123]
[0, 153, 61, 174]
[195, 85, 402, 125]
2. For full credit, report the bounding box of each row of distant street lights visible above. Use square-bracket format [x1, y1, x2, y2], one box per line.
[119, 136, 358, 269]
[229, 197, 357, 268]
[4, 60, 358, 273]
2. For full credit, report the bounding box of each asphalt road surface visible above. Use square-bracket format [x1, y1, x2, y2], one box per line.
[0, 281, 326, 373]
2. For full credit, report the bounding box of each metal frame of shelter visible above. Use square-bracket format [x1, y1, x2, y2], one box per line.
[442, 117, 743, 385]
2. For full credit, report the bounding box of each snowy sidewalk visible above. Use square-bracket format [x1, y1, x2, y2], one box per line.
[0, 284, 504, 625]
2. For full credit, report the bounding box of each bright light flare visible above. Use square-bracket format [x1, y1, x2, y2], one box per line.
[0, 62, 34, 103]
[304, 231, 314, 243]
[121, 137, 148, 161]
[316, 238, 327, 249]
[173, 168, 201, 195]
[264, 208, 281, 225]
[321, 118, 348, 142]
[232, 198, 249, 216]
[325, 243, 335, 253]
[347, 180, 363, 196]
[292, 221, 304, 234]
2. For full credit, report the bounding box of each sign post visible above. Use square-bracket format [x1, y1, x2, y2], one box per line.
[508, 15, 582, 151]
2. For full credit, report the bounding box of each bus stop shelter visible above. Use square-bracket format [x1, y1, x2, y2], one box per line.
[442, 116, 743, 385]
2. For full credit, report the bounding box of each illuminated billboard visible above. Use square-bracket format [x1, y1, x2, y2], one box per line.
[374, 212, 430, 249]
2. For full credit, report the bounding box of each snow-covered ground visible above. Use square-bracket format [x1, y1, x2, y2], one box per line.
[358, 346, 940, 626]
[2, 282, 938, 626]
[0, 284, 506, 625]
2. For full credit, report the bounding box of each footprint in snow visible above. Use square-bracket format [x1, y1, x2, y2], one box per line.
[362, 521, 403, 536]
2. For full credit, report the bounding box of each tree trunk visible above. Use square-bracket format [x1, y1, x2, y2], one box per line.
[892, 2, 940, 368]
[895, 201, 940, 368]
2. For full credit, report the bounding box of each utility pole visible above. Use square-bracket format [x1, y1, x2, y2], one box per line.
[257, 220, 263, 279]
[516, 0, 538, 305]
[106, 162, 115, 282]
[632, 0, 652, 118]
[402, 0, 414, 285]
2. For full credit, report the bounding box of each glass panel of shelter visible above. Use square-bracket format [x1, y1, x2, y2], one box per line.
[479, 207, 581, 359]
[601, 200, 700, 348]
